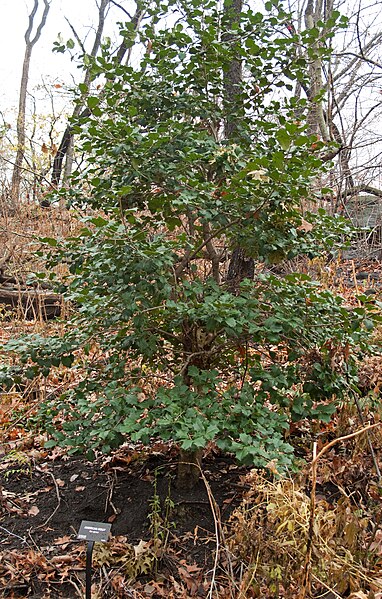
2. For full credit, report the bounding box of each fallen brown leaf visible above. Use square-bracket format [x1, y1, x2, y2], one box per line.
[28, 505, 40, 516]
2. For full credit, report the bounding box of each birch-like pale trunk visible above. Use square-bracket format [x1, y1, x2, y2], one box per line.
[10, 0, 50, 211]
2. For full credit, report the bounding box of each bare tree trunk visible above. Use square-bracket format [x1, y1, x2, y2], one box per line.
[304, 0, 330, 141]
[175, 321, 216, 490]
[177, 449, 203, 490]
[227, 247, 255, 292]
[62, 136, 75, 185]
[10, 0, 50, 211]
[222, 0, 244, 140]
[51, 124, 76, 188]
[51, 2, 145, 188]
[223, 0, 255, 290]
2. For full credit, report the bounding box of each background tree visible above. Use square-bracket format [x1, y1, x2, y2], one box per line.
[329, 0, 382, 208]
[51, 0, 111, 188]
[10, 0, 50, 211]
[223, 0, 256, 290]
[289, 0, 382, 215]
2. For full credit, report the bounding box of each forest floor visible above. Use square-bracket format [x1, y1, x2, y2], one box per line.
[2, 397, 382, 598]
[0, 444, 249, 598]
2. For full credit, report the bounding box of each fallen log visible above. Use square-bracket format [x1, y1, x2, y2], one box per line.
[0, 272, 53, 289]
[0, 287, 62, 320]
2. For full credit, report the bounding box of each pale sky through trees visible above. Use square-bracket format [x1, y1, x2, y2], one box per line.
[0, 0, 118, 112]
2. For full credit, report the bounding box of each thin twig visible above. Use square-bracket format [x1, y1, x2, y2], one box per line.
[200, 469, 221, 599]
[313, 422, 381, 465]
[200, 469, 235, 599]
[0, 224, 39, 239]
[32, 465, 61, 530]
[174, 217, 242, 279]
[311, 573, 342, 598]
[64, 18, 86, 54]
[109, 0, 132, 18]
[0, 525, 29, 545]
[104, 471, 118, 515]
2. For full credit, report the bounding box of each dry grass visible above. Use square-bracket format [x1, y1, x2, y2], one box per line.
[226, 468, 382, 599]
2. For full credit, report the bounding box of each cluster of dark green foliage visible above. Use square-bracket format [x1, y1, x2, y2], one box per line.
[1, 0, 379, 475]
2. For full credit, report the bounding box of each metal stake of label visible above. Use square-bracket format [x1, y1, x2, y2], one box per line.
[86, 540, 95, 599]
[78, 520, 112, 599]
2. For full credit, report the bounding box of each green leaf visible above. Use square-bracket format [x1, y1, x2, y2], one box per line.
[276, 129, 291, 151]
[78, 83, 88, 94]
[90, 216, 108, 227]
[226, 317, 237, 328]
[61, 355, 74, 367]
[40, 236, 58, 247]
[180, 438, 195, 450]
[87, 96, 100, 110]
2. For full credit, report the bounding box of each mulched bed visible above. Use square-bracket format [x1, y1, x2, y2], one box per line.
[0, 448, 248, 597]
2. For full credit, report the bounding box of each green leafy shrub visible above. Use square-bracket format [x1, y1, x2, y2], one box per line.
[1, 0, 378, 480]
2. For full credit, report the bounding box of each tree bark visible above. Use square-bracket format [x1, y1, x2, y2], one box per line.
[0, 288, 62, 320]
[223, 0, 255, 290]
[51, 123, 80, 188]
[227, 247, 255, 293]
[10, 0, 50, 211]
[222, 0, 244, 140]
[177, 449, 203, 490]
[175, 322, 215, 490]
[304, 0, 330, 141]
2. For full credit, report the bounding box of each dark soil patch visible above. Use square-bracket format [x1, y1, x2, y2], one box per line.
[0, 449, 248, 597]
